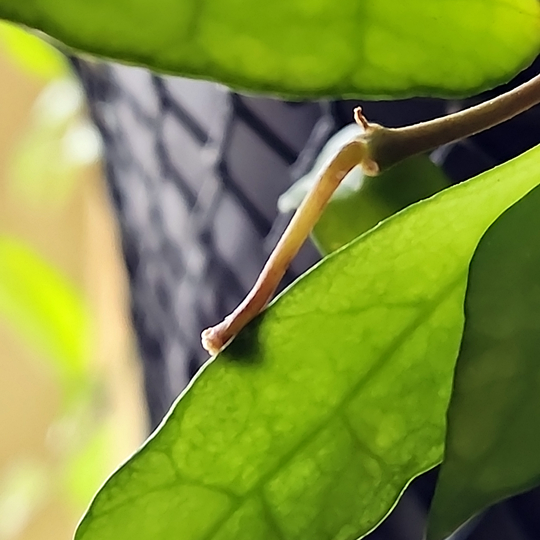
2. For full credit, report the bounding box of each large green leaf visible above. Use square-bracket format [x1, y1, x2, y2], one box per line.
[427, 184, 540, 540]
[1, 1, 540, 97]
[76, 145, 540, 540]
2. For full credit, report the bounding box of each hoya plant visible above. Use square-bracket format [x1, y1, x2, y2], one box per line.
[1, 1, 540, 539]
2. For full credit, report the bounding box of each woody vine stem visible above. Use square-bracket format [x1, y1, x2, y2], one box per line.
[201, 72, 540, 355]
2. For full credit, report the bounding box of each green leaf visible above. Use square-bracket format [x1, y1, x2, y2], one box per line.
[76, 145, 540, 540]
[1, 1, 540, 97]
[0, 236, 90, 381]
[312, 154, 450, 254]
[427, 184, 540, 540]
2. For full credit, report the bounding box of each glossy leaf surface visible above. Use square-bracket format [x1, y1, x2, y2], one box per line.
[427, 184, 540, 540]
[77, 146, 540, 540]
[0, 1, 539, 97]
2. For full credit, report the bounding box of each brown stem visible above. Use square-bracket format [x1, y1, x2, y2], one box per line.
[201, 139, 369, 355]
[370, 72, 540, 171]
[201, 72, 540, 355]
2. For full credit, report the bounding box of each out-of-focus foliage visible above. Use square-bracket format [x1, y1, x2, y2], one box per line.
[0, 235, 90, 384]
[9, 78, 102, 207]
[0, 21, 66, 80]
[0, 459, 49, 539]
[0, 25, 142, 540]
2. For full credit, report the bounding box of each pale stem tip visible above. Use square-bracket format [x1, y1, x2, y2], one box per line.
[201, 324, 228, 356]
[354, 106, 370, 130]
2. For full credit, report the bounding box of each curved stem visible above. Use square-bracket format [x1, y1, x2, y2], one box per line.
[201, 139, 368, 355]
[202, 71, 540, 354]
[370, 72, 540, 171]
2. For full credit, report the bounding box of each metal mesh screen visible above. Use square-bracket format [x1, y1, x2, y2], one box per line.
[73, 57, 540, 540]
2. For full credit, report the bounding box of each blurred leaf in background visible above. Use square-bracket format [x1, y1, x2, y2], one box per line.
[0, 22, 102, 209]
[0, 22, 144, 540]
[0, 21, 66, 80]
[8, 78, 102, 208]
[0, 0, 539, 97]
[0, 235, 90, 385]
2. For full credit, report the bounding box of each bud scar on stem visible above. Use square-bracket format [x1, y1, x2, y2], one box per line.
[202, 72, 540, 355]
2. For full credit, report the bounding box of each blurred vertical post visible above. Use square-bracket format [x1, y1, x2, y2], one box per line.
[0, 24, 145, 540]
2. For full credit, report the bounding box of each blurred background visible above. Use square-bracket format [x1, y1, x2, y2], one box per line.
[0, 24, 145, 540]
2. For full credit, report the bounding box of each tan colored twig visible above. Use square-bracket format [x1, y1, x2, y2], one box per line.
[201, 131, 374, 355]
[202, 72, 540, 355]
